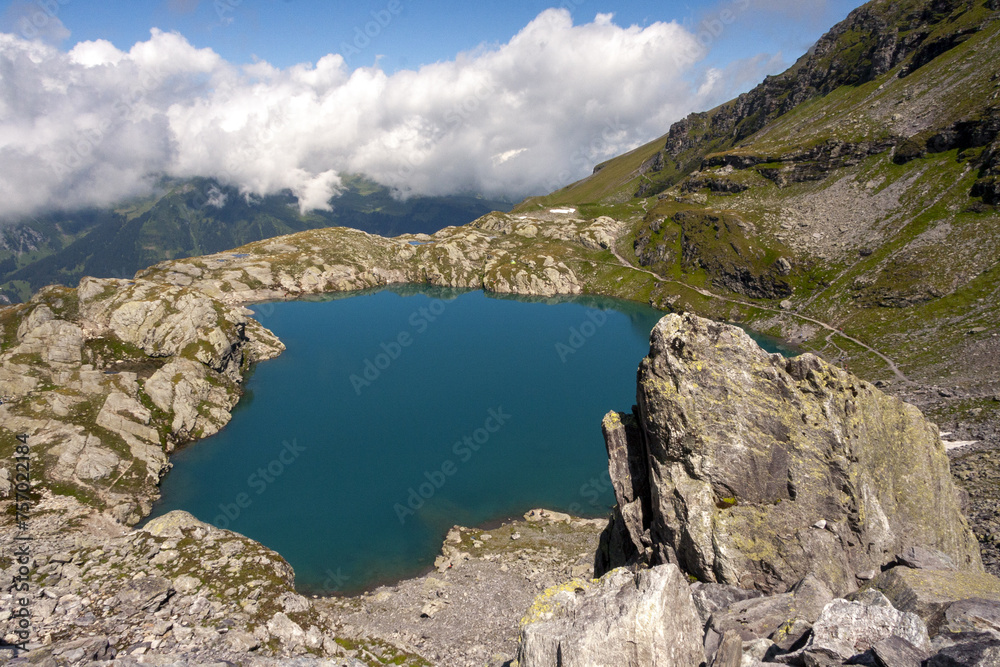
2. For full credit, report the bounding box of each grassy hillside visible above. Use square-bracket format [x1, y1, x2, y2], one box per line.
[518, 0, 1000, 209]
[514, 0, 1000, 431]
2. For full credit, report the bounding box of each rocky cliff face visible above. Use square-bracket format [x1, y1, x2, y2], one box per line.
[515, 564, 706, 667]
[597, 313, 982, 596]
[515, 311, 1000, 665]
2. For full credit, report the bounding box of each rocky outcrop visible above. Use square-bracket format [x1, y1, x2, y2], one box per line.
[753, 139, 896, 187]
[865, 566, 1000, 635]
[0, 277, 284, 524]
[704, 574, 834, 659]
[132, 213, 624, 305]
[0, 500, 353, 664]
[144, 358, 240, 442]
[893, 108, 1000, 164]
[597, 313, 982, 595]
[515, 564, 706, 667]
[681, 175, 749, 194]
[77, 276, 283, 381]
[798, 592, 931, 664]
[513, 562, 1000, 666]
[634, 210, 794, 299]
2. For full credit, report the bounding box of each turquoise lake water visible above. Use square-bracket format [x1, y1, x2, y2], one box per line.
[148, 287, 786, 594]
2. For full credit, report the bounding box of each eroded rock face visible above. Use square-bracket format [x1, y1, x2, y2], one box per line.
[144, 358, 239, 440]
[78, 277, 284, 380]
[516, 564, 706, 667]
[598, 313, 982, 595]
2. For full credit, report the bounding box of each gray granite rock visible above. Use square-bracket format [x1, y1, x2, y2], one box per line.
[516, 564, 706, 667]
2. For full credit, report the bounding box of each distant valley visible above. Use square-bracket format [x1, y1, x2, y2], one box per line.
[0, 174, 512, 303]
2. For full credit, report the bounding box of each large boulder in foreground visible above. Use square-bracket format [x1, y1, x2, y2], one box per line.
[516, 564, 705, 667]
[597, 313, 981, 595]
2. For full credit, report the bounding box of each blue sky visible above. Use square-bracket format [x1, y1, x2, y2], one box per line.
[0, 0, 866, 217]
[3, 0, 861, 73]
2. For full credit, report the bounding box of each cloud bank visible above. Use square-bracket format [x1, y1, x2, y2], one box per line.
[0, 9, 779, 219]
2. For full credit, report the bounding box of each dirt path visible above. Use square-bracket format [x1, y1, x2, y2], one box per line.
[608, 245, 910, 382]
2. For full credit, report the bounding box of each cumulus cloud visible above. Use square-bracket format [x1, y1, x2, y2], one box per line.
[0, 9, 780, 220]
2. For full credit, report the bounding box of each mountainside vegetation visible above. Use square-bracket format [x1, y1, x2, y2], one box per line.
[514, 0, 1000, 434]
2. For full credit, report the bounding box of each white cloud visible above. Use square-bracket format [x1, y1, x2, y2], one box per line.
[205, 184, 227, 208]
[0, 10, 780, 220]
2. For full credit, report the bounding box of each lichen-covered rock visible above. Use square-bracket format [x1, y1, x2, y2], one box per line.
[516, 564, 706, 667]
[925, 634, 1000, 666]
[866, 566, 1000, 635]
[142, 509, 215, 539]
[15, 303, 85, 365]
[710, 631, 743, 667]
[690, 581, 764, 626]
[144, 358, 238, 440]
[942, 598, 1000, 636]
[705, 573, 833, 659]
[598, 314, 982, 595]
[96, 391, 160, 444]
[898, 546, 958, 571]
[78, 276, 284, 379]
[801, 594, 930, 662]
[48, 431, 120, 481]
[0, 505, 330, 662]
[871, 636, 929, 667]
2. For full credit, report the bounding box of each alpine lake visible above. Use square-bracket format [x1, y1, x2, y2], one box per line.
[148, 286, 790, 594]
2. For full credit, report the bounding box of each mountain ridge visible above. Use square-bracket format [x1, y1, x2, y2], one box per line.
[518, 0, 1000, 207]
[0, 175, 512, 303]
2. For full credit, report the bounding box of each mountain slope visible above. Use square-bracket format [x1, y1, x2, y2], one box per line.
[0, 175, 511, 302]
[519, 0, 1000, 207]
[512, 0, 1000, 432]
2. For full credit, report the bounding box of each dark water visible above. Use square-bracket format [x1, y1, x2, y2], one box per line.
[147, 287, 785, 594]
